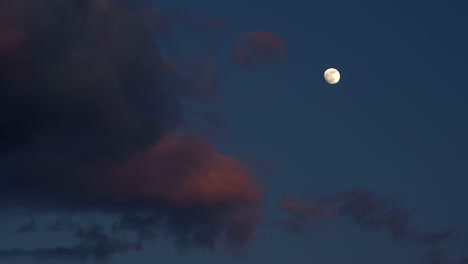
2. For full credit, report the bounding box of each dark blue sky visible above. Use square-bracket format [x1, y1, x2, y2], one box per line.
[212, 0, 468, 262]
[1, 0, 467, 263]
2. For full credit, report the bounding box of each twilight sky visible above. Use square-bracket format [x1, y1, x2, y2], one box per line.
[0, 0, 467, 264]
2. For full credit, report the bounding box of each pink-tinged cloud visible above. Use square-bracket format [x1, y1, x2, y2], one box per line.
[69, 134, 264, 251]
[89, 134, 262, 208]
[232, 31, 285, 66]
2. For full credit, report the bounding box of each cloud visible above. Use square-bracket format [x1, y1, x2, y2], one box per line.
[0, 0, 263, 261]
[279, 188, 467, 263]
[419, 251, 468, 264]
[332, 188, 462, 251]
[0, 1, 181, 159]
[14, 219, 36, 233]
[113, 213, 161, 240]
[48, 218, 81, 233]
[335, 187, 414, 239]
[86, 134, 261, 208]
[460, 256, 468, 264]
[232, 31, 285, 66]
[0, 224, 141, 262]
[419, 230, 454, 246]
[277, 195, 337, 236]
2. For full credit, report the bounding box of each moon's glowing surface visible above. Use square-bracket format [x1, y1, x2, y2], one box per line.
[324, 68, 340, 84]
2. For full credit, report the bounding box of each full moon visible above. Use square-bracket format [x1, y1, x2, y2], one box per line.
[324, 68, 340, 84]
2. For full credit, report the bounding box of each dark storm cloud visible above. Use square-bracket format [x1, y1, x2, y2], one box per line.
[0, 0, 179, 159]
[232, 31, 285, 66]
[0, 0, 262, 261]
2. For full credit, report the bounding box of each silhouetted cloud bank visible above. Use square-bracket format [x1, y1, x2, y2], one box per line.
[0, 0, 263, 261]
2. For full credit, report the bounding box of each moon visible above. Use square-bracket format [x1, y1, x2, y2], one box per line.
[324, 68, 340, 84]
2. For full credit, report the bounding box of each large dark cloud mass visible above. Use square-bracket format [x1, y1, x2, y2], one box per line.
[0, 0, 262, 261]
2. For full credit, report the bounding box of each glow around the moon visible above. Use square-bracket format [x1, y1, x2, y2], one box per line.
[324, 68, 340, 84]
